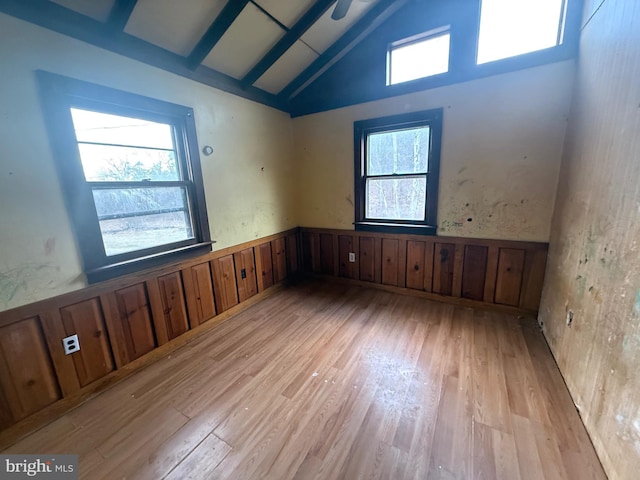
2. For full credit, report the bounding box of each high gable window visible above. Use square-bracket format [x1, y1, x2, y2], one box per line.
[387, 28, 451, 85]
[37, 71, 211, 283]
[477, 0, 567, 64]
[354, 109, 443, 235]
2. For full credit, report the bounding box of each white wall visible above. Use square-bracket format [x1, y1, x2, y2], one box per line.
[292, 61, 575, 242]
[0, 13, 296, 312]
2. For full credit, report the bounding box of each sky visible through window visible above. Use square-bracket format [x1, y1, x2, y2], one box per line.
[70, 108, 177, 182]
[389, 33, 450, 85]
[365, 126, 430, 221]
[69, 108, 193, 256]
[477, 0, 565, 64]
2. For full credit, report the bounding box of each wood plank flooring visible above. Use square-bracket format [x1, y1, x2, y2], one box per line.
[3, 279, 606, 479]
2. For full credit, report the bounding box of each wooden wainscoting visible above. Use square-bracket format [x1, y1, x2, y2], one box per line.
[0, 228, 300, 444]
[300, 227, 548, 314]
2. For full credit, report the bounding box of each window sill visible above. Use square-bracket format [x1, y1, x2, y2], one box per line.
[86, 241, 214, 284]
[355, 222, 437, 236]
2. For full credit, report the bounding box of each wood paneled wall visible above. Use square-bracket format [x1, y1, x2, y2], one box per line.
[301, 228, 548, 313]
[538, 1, 640, 479]
[0, 229, 300, 436]
[0, 225, 548, 445]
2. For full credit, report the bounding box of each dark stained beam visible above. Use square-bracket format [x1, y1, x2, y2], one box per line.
[241, 0, 336, 87]
[249, 0, 289, 32]
[279, 0, 410, 101]
[108, 0, 138, 32]
[0, 0, 287, 111]
[186, 0, 251, 70]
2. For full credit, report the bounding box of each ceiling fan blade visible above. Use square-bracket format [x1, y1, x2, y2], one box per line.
[331, 0, 353, 20]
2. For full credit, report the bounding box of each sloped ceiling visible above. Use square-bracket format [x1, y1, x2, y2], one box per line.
[0, 0, 411, 112]
[0, 0, 579, 116]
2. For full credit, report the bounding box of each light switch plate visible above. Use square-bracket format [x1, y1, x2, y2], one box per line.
[63, 334, 80, 355]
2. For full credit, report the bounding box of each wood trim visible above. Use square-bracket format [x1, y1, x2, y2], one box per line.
[373, 237, 383, 284]
[211, 255, 240, 313]
[99, 292, 130, 369]
[0, 228, 299, 329]
[207, 228, 300, 261]
[451, 243, 464, 298]
[298, 227, 548, 250]
[519, 248, 547, 311]
[332, 234, 340, 279]
[0, 282, 286, 450]
[241, 0, 335, 87]
[0, 228, 299, 439]
[286, 0, 583, 117]
[279, 0, 411, 100]
[483, 245, 500, 304]
[423, 239, 435, 293]
[300, 227, 548, 314]
[107, 0, 138, 32]
[39, 310, 82, 396]
[0, 318, 61, 425]
[146, 278, 170, 346]
[353, 108, 443, 233]
[0, 226, 546, 442]
[310, 274, 538, 317]
[181, 262, 217, 328]
[0, 0, 286, 111]
[186, 0, 252, 69]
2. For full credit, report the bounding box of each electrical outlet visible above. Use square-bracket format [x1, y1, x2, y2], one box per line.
[63, 334, 80, 355]
[241, 268, 247, 279]
[348, 252, 356, 263]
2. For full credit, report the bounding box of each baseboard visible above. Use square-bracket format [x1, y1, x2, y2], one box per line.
[0, 282, 287, 450]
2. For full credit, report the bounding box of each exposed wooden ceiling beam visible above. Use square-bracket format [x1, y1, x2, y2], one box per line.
[186, 0, 251, 70]
[241, 0, 336, 87]
[279, 0, 410, 101]
[108, 0, 138, 32]
[0, 0, 287, 111]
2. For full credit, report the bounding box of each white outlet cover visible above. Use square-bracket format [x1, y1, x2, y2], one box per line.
[63, 334, 80, 355]
[348, 252, 356, 262]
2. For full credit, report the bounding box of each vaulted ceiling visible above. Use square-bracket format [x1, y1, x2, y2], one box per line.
[1, 0, 579, 117]
[1, 0, 412, 112]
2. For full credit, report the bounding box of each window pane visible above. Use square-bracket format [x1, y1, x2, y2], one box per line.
[366, 177, 426, 221]
[477, 0, 564, 64]
[70, 108, 174, 149]
[92, 187, 193, 256]
[77, 144, 179, 181]
[389, 33, 450, 85]
[368, 126, 429, 176]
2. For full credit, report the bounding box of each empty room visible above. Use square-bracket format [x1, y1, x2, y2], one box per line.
[0, 0, 637, 478]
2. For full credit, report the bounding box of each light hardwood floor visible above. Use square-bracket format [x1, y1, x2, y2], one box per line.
[3, 279, 606, 479]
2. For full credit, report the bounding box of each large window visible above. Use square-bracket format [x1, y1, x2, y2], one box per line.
[387, 28, 451, 85]
[37, 71, 211, 283]
[354, 109, 442, 234]
[477, 0, 567, 64]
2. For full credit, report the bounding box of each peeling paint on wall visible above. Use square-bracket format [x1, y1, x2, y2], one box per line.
[537, 0, 640, 477]
[0, 14, 297, 311]
[633, 290, 640, 317]
[615, 413, 640, 455]
[0, 263, 61, 310]
[43, 237, 56, 256]
[293, 61, 574, 241]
